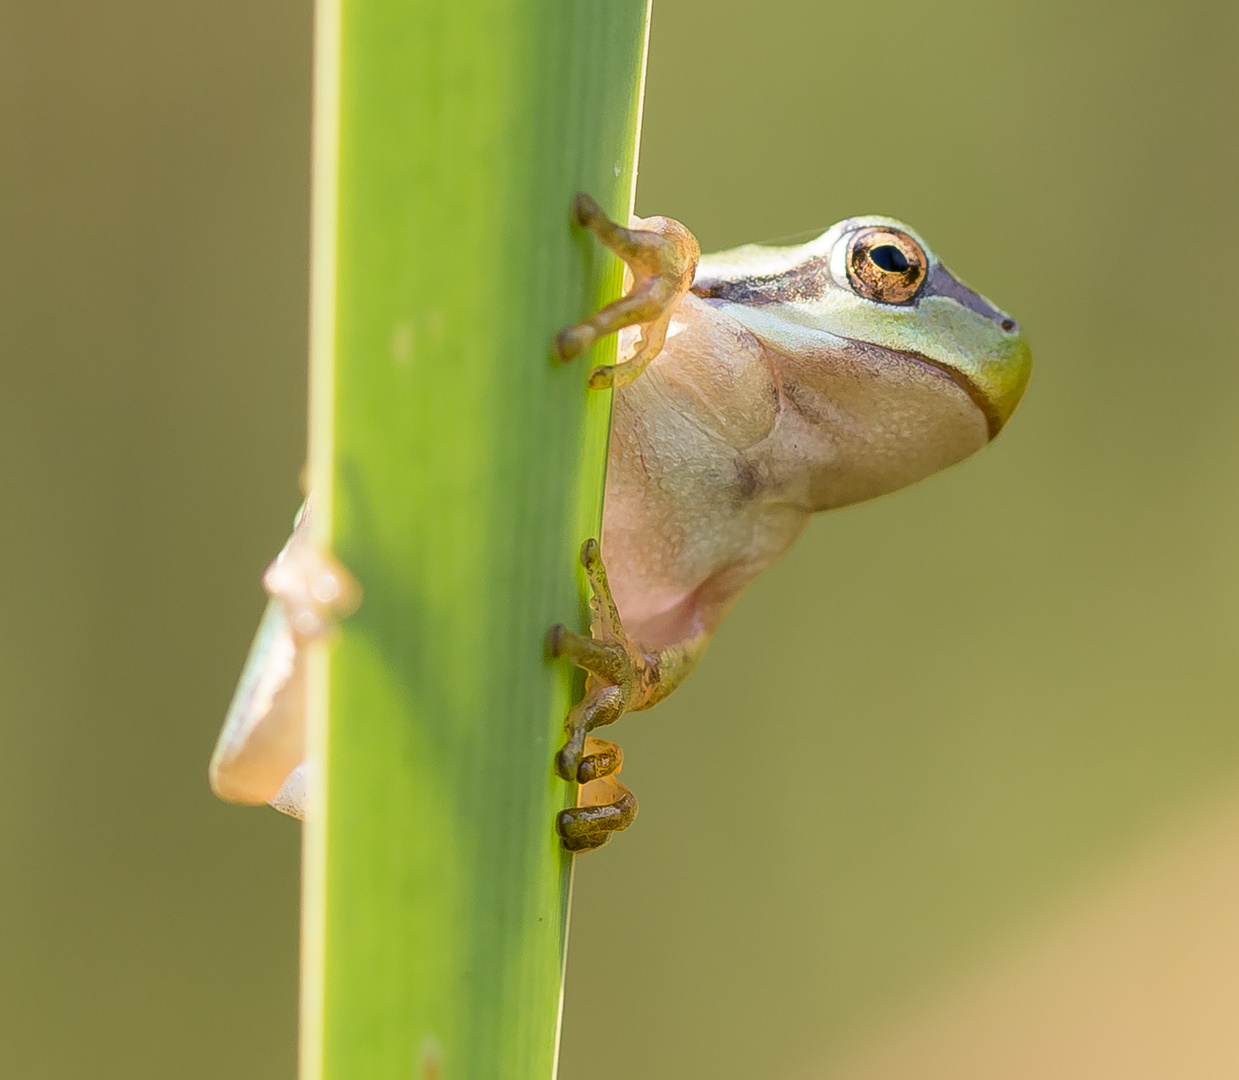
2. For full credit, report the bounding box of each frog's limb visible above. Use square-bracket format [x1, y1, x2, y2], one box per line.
[209, 499, 359, 812]
[548, 538, 710, 852]
[554, 193, 700, 390]
[548, 540, 636, 781]
[209, 598, 306, 805]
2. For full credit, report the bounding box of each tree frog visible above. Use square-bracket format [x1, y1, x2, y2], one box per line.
[210, 195, 1032, 854]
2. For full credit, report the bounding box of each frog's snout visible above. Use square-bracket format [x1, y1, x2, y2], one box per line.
[919, 263, 1032, 438]
[975, 327, 1032, 439]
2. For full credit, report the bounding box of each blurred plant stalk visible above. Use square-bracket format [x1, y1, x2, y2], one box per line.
[298, 1, 652, 1077]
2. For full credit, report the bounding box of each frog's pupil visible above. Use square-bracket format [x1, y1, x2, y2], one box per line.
[870, 244, 910, 273]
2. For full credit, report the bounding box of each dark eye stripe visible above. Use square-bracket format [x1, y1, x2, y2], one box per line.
[691, 227, 1019, 334]
[692, 254, 832, 305]
[922, 263, 1018, 332]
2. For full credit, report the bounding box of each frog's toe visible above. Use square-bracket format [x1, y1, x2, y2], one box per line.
[554, 685, 626, 780]
[558, 735, 624, 786]
[546, 622, 630, 683]
[557, 773, 638, 853]
[554, 745, 581, 783]
[576, 736, 623, 783]
[578, 536, 602, 571]
[553, 323, 598, 362]
[570, 191, 608, 231]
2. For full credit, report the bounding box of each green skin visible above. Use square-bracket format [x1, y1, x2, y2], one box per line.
[209, 196, 1032, 856]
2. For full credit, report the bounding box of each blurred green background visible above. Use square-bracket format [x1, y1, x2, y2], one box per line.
[2, 1, 1237, 1078]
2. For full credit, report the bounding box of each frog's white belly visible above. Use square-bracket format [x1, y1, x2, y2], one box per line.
[602, 295, 806, 648]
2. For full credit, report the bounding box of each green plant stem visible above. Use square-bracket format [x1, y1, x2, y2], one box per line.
[299, 1, 652, 1077]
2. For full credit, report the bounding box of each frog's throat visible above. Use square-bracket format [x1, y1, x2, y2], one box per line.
[886, 345, 1004, 441]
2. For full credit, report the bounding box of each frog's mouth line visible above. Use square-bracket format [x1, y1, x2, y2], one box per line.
[889, 346, 1003, 441]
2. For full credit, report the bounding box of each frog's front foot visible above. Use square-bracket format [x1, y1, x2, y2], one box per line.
[554, 193, 700, 389]
[549, 538, 646, 852]
[263, 500, 361, 641]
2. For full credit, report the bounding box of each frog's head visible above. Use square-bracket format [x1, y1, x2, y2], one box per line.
[817, 216, 1030, 438]
[693, 215, 1032, 509]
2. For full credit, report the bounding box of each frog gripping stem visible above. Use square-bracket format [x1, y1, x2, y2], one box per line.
[554, 193, 699, 389]
[547, 194, 701, 851]
[549, 539, 644, 852]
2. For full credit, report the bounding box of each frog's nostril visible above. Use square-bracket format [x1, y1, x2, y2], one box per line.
[870, 245, 910, 273]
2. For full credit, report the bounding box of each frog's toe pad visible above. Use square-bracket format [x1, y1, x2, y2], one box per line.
[571, 192, 607, 229]
[555, 742, 583, 782]
[553, 323, 597, 362]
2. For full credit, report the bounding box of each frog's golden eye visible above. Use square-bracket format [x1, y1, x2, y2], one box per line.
[845, 227, 928, 304]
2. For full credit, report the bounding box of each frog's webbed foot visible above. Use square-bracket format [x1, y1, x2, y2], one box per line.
[553, 193, 700, 390]
[548, 538, 646, 852]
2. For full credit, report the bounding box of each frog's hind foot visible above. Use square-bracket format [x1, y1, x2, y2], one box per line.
[548, 539, 638, 777]
[554, 193, 700, 389]
[557, 741, 638, 853]
[549, 539, 647, 852]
